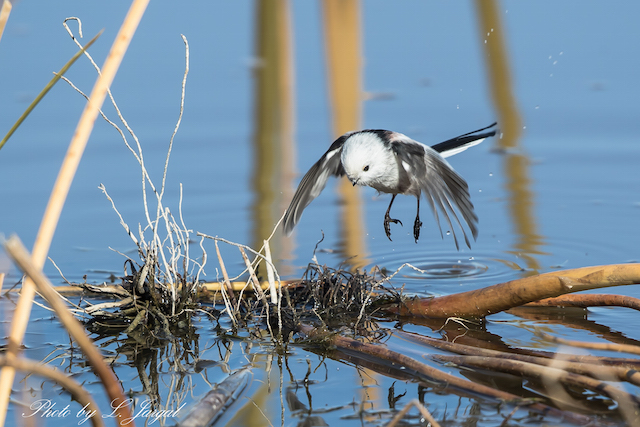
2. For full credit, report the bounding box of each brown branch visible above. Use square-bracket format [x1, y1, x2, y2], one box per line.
[396, 331, 640, 386]
[298, 324, 591, 425]
[526, 293, 640, 311]
[389, 263, 640, 318]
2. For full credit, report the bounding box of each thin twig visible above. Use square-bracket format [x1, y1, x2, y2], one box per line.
[198, 234, 282, 285]
[239, 247, 275, 339]
[214, 241, 237, 328]
[263, 239, 277, 304]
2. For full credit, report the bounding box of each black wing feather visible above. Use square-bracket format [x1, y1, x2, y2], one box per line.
[431, 122, 497, 154]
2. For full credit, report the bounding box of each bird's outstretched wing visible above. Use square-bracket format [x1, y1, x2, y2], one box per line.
[282, 134, 350, 235]
[391, 138, 478, 250]
[431, 122, 497, 158]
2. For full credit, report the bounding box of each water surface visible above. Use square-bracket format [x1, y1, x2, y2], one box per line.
[1, 1, 639, 426]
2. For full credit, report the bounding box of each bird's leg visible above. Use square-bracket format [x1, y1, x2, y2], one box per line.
[413, 197, 423, 243]
[384, 194, 402, 241]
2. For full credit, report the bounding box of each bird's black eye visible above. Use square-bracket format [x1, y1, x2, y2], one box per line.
[363, 165, 369, 172]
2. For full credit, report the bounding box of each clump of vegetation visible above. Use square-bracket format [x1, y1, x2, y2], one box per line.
[281, 263, 400, 330]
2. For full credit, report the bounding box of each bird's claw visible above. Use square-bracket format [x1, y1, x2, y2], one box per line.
[413, 217, 422, 243]
[384, 213, 402, 241]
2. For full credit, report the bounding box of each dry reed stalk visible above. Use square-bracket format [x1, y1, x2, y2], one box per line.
[0, 1, 149, 424]
[3, 236, 131, 422]
[392, 263, 640, 318]
[0, 0, 11, 43]
[0, 356, 103, 427]
[0, 273, 4, 294]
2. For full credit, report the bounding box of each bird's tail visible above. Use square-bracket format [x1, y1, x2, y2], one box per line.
[431, 122, 498, 158]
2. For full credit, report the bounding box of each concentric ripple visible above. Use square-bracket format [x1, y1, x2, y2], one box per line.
[366, 249, 531, 295]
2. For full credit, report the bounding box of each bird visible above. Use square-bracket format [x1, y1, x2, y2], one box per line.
[282, 122, 497, 249]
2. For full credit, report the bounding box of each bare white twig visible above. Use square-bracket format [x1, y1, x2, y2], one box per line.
[197, 234, 282, 286]
[62, 28, 203, 307]
[374, 263, 427, 287]
[99, 184, 140, 247]
[263, 240, 277, 304]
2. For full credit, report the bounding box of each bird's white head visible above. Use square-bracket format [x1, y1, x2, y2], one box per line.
[340, 131, 398, 190]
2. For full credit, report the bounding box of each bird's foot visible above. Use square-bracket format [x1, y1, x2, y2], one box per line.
[413, 217, 422, 243]
[384, 213, 403, 241]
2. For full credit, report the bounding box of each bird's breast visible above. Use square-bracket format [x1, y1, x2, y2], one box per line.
[368, 170, 401, 194]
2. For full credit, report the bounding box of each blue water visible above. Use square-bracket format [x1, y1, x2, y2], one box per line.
[1, 1, 639, 426]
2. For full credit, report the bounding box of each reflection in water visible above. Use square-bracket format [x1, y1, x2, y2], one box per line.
[252, 0, 295, 275]
[322, 0, 369, 270]
[322, 0, 375, 420]
[474, 0, 521, 151]
[509, 306, 640, 349]
[475, 0, 544, 273]
[504, 154, 546, 272]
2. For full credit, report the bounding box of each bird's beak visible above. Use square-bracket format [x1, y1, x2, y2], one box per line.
[352, 179, 358, 187]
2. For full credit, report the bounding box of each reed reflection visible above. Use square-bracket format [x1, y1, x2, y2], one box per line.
[252, 0, 295, 275]
[322, 0, 376, 417]
[476, 0, 545, 272]
[323, 0, 369, 269]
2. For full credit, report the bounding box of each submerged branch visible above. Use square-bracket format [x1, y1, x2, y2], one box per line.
[297, 323, 591, 425]
[432, 355, 640, 424]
